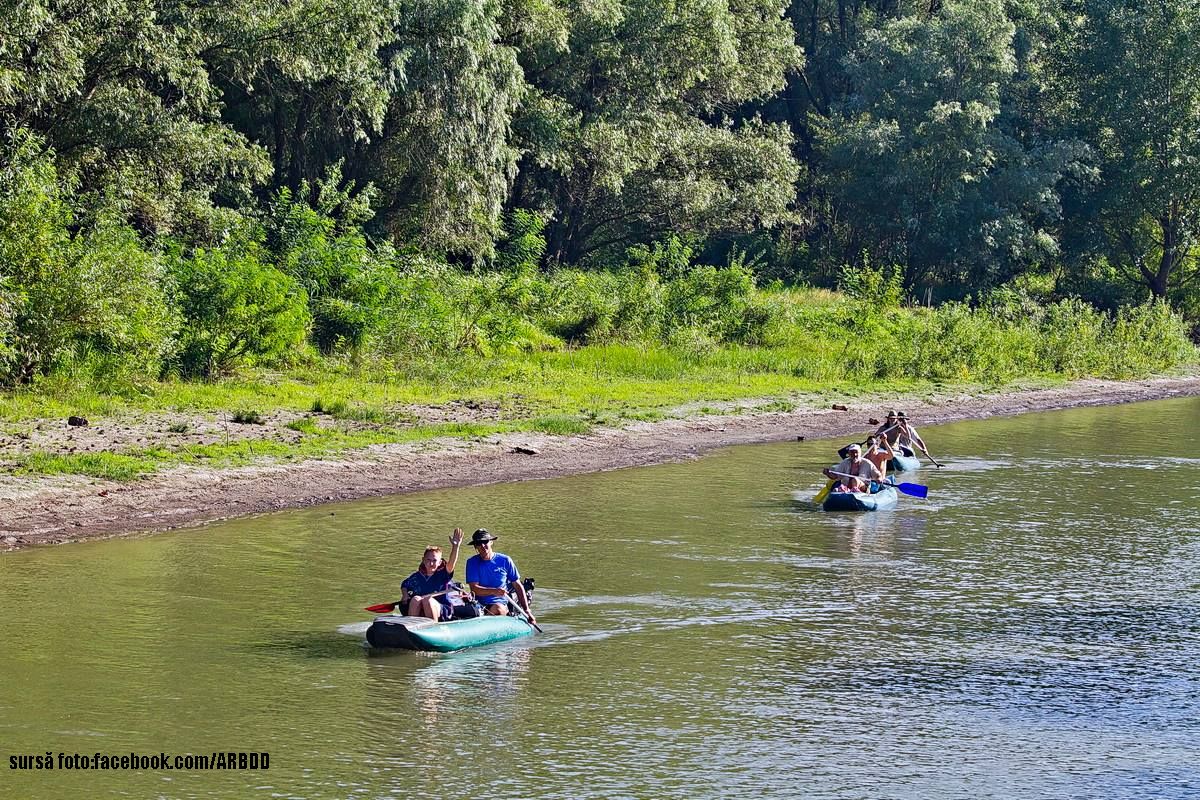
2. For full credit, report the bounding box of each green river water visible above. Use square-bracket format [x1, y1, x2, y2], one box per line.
[2, 397, 1199, 799]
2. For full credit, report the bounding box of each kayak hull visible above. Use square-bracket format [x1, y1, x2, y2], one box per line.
[366, 614, 534, 652]
[822, 485, 899, 512]
[888, 448, 921, 474]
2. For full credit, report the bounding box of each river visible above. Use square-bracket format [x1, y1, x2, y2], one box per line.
[2, 397, 1198, 799]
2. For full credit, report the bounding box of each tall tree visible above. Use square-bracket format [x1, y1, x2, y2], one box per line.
[0, 0, 269, 233]
[511, 0, 803, 266]
[818, 0, 1085, 295]
[214, 0, 526, 257]
[1055, 0, 1200, 300]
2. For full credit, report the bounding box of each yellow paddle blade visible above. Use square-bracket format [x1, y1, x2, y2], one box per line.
[813, 479, 834, 504]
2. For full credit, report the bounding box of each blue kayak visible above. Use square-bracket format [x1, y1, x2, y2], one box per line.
[366, 613, 534, 652]
[888, 446, 921, 474]
[822, 484, 899, 512]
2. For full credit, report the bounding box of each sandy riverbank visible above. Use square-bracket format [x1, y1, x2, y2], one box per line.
[4, 374, 1200, 551]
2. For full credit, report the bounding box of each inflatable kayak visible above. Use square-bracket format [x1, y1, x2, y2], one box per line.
[888, 446, 921, 474]
[821, 484, 899, 512]
[366, 613, 534, 652]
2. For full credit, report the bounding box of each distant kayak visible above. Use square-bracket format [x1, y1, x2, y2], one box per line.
[888, 446, 921, 474]
[366, 613, 534, 652]
[821, 484, 899, 512]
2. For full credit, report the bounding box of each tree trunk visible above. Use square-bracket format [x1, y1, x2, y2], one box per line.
[1151, 213, 1177, 299]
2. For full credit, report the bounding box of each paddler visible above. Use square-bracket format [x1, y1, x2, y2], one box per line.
[895, 411, 928, 457]
[874, 410, 902, 446]
[823, 443, 882, 493]
[862, 434, 895, 481]
[401, 527, 464, 621]
[465, 529, 536, 625]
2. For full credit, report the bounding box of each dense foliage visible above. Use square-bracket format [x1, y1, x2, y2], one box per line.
[2, 0, 1198, 389]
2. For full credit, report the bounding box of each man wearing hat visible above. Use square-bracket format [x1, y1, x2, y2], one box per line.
[823, 443, 883, 493]
[895, 411, 928, 457]
[465, 529, 536, 624]
[873, 410, 903, 447]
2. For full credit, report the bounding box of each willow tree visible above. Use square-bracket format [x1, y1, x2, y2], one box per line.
[0, 0, 269, 233]
[1055, 0, 1200, 301]
[510, 0, 803, 267]
[818, 0, 1085, 295]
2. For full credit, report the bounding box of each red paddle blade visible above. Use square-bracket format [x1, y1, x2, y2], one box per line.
[364, 602, 399, 613]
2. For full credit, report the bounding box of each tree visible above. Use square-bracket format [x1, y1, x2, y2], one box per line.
[511, 0, 803, 266]
[818, 0, 1085, 295]
[0, 0, 269, 233]
[1055, 0, 1200, 301]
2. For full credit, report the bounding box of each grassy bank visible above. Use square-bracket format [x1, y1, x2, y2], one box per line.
[1, 283, 1195, 481]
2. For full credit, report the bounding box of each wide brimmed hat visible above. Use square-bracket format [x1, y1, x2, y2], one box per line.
[886, 410, 899, 418]
[469, 528, 498, 546]
[896, 411, 908, 419]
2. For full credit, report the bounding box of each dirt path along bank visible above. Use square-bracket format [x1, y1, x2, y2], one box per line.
[3, 374, 1199, 551]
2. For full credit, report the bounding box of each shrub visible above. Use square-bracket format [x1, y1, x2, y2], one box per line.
[496, 210, 547, 274]
[0, 133, 178, 385]
[170, 240, 311, 378]
[839, 257, 904, 308]
[269, 173, 391, 355]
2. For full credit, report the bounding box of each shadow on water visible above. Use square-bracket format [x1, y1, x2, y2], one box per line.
[249, 630, 371, 660]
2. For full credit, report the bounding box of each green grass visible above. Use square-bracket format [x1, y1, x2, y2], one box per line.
[2, 290, 1196, 480]
[527, 415, 592, 435]
[285, 416, 320, 434]
[12, 451, 162, 480]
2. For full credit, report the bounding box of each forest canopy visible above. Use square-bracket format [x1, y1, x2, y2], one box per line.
[3, 0, 1199, 385]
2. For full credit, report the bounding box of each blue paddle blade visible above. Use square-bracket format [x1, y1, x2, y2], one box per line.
[897, 482, 928, 498]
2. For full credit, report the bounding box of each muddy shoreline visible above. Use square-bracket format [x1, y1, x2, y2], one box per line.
[4, 374, 1200, 551]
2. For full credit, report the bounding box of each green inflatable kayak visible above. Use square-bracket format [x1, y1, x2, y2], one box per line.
[366, 614, 534, 652]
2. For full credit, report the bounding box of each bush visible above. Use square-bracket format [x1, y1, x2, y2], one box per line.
[170, 240, 311, 378]
[0, 133, 178, 385]
[496, 210, 548, 274]
[839, 258, 904, 309]
[269, 173, 391, 355]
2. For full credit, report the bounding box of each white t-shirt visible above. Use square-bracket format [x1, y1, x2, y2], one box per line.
[833, 457, 882, 482]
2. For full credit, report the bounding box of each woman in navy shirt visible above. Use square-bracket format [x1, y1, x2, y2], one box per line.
[401, 527, 464, 621]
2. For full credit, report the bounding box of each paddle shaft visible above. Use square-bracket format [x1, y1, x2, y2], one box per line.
[917, 445, 945, 468]
[365, 589, 455, 614]
[838, 424, 898, 458]
[507, 602, 544, 633]
[502, 583, 543, 633]
[827, 471, 927, 498]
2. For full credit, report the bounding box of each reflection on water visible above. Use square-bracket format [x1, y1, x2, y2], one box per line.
[2, 397, 1200, 798]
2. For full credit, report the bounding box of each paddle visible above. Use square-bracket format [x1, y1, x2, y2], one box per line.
[917, 446, 945, 468]
[813, 479, 835, 504]
[838, 424, 899, 459]
[827, 471, 928, 498]
[506, 600, 543, 633]
[364, 589, 454, 614]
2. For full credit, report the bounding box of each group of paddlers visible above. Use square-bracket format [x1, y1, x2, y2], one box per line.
[397, 527, 537, 625]
[823, 410, 930, 494]
[391, 412, 933, 625]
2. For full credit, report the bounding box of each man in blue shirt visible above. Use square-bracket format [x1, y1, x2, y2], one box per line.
[401, 527, 464, 621]
[465, 529, 536, 624]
